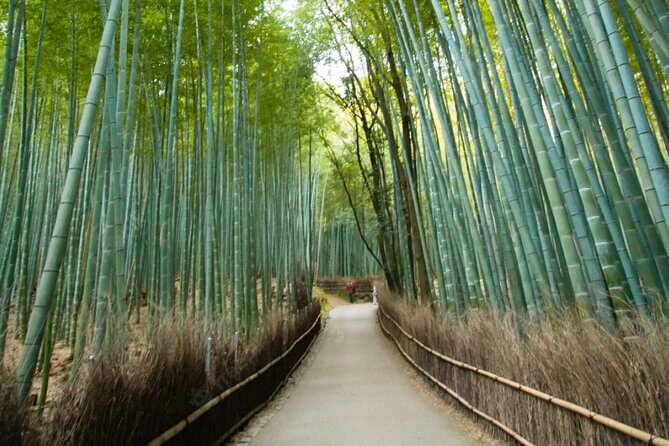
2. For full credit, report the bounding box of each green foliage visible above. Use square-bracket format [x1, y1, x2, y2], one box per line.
[0, 0, 334, 406]
[311, 286, 330, 318]
[322, 0, 669, 327]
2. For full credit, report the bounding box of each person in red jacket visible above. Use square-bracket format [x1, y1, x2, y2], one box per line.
[346, 281, 355, 303]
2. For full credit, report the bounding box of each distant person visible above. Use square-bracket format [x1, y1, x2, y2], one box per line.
[346, 281, 354, 303]
[372, 285, 378, 306]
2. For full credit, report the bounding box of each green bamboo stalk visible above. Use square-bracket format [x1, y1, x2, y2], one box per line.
[159, 0, 186, 312]
[16, 0, 123, 402]
[0, 0, 24, 166]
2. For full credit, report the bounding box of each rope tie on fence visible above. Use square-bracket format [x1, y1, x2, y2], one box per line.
[378, 303, 669, 446]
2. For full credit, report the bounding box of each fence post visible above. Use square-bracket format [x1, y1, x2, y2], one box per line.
[233, 331, 240, 368]
[206, 336, 213, 377]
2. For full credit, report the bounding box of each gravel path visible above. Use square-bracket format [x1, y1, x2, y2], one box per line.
[230, 303, 498, 446]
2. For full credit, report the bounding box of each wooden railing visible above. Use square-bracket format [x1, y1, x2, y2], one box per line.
[315, 278, 374, 295]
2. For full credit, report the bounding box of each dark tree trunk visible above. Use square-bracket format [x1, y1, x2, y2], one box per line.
[369, 42, 432, 309]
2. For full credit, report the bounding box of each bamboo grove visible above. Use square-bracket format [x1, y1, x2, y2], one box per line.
[0, 0, 323, 403]
[324, 0, 669, 328]
[1, 0, 669, 414]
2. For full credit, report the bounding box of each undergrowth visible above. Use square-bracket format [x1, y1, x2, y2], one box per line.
[312, 286, 332, 318]
[2, 302, 320, 445]
[379, 289, 669, 445]
[0, 369, 30, 446]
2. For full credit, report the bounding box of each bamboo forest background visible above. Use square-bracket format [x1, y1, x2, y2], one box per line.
[323, 0, 669, 329]
[0, 0, 668, 409]
[0, 0, 349, 404]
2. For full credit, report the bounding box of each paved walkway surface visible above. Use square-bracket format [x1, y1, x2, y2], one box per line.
[231, 303, 495, 446]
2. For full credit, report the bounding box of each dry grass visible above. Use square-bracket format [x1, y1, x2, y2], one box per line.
[378, 288, 669, 445]
[45, 317, 212, 445]
[0, 369, 31, 446]
[1, 302, 320, 445]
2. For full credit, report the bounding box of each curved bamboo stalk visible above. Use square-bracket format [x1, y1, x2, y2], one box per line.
[15, 0, 124, 402]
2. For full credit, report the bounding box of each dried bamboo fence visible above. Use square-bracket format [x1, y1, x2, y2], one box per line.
[149, 304, 321, 446]
[378, 303, 669, 446]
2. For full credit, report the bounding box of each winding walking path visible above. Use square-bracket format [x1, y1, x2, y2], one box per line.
[231, 303, 497, 446]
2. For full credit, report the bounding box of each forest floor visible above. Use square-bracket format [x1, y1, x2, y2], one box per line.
[3, 305, 151, 416]
[325, 292, 349, 309]
[3, 288, 346, 418]
[230, 301, 501, 446]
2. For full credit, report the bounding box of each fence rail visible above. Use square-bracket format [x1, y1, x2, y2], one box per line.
[378, 303, 669, 446]
[315, 279, 374, 294]
[149, 307, 321, 446]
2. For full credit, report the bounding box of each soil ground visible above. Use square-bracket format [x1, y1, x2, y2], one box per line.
[230, 301, 500, 446]
[3, 305, 151, 414]
[325, 293, 349, 309]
